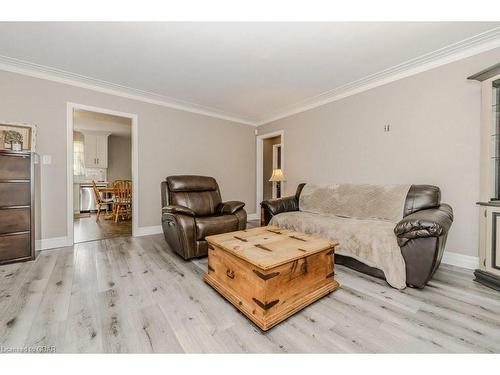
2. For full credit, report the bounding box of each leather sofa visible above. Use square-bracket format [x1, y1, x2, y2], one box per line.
[261, 183, 453, 288]
[161, 175, 247, 260]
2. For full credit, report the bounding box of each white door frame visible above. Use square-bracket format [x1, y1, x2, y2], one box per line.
[272, 143, 282, 198]
[256, 130, 284, 214]
[66, 102, 139, 245]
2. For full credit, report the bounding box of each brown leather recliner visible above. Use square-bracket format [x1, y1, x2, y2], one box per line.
[161, 175, 247, 260]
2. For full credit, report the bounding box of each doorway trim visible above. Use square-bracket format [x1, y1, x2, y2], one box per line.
[272, 143, 284, 199]
[256, 130, 284, 217]
[66, 102, 139, 246]
[272, 143, 282, 198]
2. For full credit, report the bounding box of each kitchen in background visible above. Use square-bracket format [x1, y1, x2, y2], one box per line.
[72, 109, 132, 243]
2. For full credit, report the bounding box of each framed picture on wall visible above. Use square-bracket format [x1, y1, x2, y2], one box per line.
[0, 122, 37, 152]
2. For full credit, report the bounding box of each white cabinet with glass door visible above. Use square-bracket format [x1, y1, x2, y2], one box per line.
[471, 63, 500, 290]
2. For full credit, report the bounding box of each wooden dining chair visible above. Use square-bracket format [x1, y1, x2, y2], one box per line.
[112, 180, 132, 223]
[92, 181, 114, 222]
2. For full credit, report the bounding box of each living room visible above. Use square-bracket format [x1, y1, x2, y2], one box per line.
[1, 0, 500, 372]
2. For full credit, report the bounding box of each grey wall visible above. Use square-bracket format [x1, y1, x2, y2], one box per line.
[3, 45, 499, 256]
[108, 135, 132, 182]
[0, 70, 256, 240]
[258, 47, 500, 258]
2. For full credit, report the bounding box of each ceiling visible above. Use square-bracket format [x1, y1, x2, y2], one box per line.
[0, 22, 499, 125]
[74, 109, 131, 137]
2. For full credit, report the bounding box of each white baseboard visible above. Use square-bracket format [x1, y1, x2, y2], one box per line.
[35, 214, 260, 249]
[134, 225, 162, 237]
[36, 236, 70, 251]
[134, 214, 259, 238]
[441, 251, 479, 270]
[247, 213, 259, 220]
[35, 227, 165, 249]
[36, 233, 475, 272]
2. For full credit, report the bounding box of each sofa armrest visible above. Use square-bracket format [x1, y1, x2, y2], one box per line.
[260, 183, 306, 225]
[394, 204, 453, 247]
[162, 204, 196, 217]
[161, 211, 198, 259]
[261, 195, 299, 215]
[218, 201, 245, 215]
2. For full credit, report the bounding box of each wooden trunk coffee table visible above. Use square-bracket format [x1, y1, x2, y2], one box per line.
[204, 225, 339, 331]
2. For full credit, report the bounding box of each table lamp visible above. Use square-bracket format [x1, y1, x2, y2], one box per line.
[269, 168, 285, 198]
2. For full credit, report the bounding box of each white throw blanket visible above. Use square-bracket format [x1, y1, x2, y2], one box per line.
[299, 183, 411, 222]
[270, 184, 411, 289]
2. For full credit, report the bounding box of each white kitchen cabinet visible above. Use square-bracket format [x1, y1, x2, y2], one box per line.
[83, 134, 97, 168]
[96, 135, 109, 168]
[83, 132, 110, 168]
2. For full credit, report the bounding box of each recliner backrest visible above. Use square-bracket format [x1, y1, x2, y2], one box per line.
[165, 175, 222, 216]
[403, 185, 441, 216]
[295, 183, 441, 219]
[298, 183, 412, 222]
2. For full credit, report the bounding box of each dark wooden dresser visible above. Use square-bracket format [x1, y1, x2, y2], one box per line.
[0, 150, 36, 265]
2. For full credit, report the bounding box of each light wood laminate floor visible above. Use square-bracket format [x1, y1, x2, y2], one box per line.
[1, 232, 500, 353]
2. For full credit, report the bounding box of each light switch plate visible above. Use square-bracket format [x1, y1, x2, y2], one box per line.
[42, 155, 52, 165]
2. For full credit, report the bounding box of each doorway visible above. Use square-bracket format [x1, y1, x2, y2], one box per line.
[262, 136, 282, 200]
[67, 103, 138, 245]
[256, 130, 284, 212]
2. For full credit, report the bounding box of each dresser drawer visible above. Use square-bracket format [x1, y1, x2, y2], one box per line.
[0, 182, 31, 206]
[0, 232, 31, 262]
[0, 153, 30, 180]
[0, 207, 31, 234]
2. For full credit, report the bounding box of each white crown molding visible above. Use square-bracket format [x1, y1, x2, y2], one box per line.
[257, 27, 500, 125]
[0, 55, 258, 127]
[2, 27, 500, 128]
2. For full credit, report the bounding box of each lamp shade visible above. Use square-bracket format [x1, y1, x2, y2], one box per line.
[269, 168, 285, 182]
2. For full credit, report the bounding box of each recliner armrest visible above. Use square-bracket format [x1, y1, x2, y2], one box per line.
[394, 204, 453, 247]
[162, 204, 196, 217]
[261, 195, 299, 216]
[218, 201, 245, 214]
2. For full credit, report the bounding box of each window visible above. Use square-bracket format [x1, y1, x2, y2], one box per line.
[73, 140, 85, 176]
